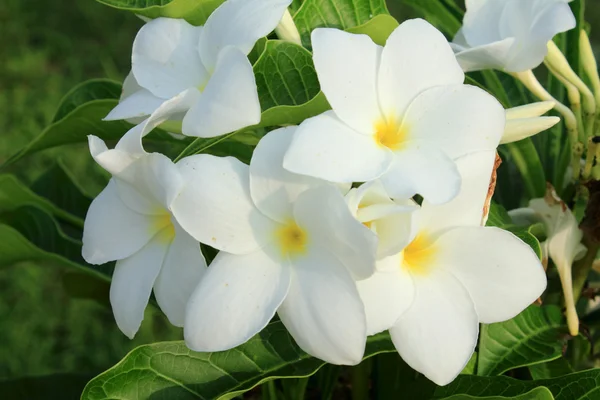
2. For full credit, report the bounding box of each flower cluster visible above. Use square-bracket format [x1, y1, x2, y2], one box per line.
[82, 0, 553, 386]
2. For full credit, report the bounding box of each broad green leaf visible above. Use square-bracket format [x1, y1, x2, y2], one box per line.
[477, 306, 566, 376]
[81, 322, 396, 400]
[401, 0, 462, 36]
[95, 0, 225, 26]
[53, 79, 122, 122]
[346, 14, 399, 46]
[373, 352, 437, 400]
[441, 387, 555, 400]
[486, 202, 513, 228]
[485, 202, 543, 258]
[529, 357, 574, 380]
[0, 373, 95, 400]
[293, 0, 389, 47]
[434, 369, 600, 399]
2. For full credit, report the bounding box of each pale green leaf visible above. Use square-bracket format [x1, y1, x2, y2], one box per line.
[346, 14, 399, 46]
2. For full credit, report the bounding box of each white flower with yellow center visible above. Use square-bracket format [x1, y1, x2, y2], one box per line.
[452, 0, 575, 72]
[356, 151, 547, 386]
[178, 127, 378, 365]
[82, 125, 207, 338]
[283, 19, 505, 205]
[105, 0, 293, 137]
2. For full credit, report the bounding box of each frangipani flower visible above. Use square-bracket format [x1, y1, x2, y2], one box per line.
[178, 127, 378, 365]
[82, 125, 207, 338]
[345, 181, 417, 259]
[502, 101, 561, 144]
[357, 151, 547, 385]
[452, 0, 576, 72]
[510, 185, 586, 335]
[284, 19, 505, 205]
[105, 0, 293, 137]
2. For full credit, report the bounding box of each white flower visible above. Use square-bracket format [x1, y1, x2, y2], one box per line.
[452, 0, 576, 72]
[105, 0, 293, 137]
[502, 101, 560, 144]
[82, 125, 207, 338]
[345, 181, 417, 259]
[178, 127, 378, 365]
[510, 185, 586, 335]
[283, 19, 505, 205]
[356, 151, 547, 386]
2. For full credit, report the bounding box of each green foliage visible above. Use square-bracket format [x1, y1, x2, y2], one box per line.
[81, 323, 395, 400]
[440, 387, 555, 400]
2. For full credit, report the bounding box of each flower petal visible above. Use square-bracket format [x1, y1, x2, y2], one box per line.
[250, 126, 328, 222]
[172, 154, 276, 254]
[454, 38, 516, 72]
[139, 88, 201, 136]
[435, 226, 547, 323]
[199, 0, 292, 70]
[418, 151, 496, 233]
[283, 112, 392, 183]
[184, 245, 290, 352]
[462, 0, 506, 46]
[110, 229, 171, 338]
[132, 18, 208, 99]
[403, 84, 506, 159]
[182, 46, 261, 138]
[389, 269, 479, 386]
[294, 185, 377, 280]
[379, 147, 461, 205]
[278, 246, 367, 365]
[357, 253, 415, 335]
[153, 223, 207, 327]
[82, 180, 163, 265]
[104, 88, 164, 121]
[311, 28, 383, 134]
[378, 19, 464, 119]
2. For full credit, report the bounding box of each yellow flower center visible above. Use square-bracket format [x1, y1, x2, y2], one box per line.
[275, 220, 308, 258]
[374, 118, 408, 150]
[153, 213, 176, 243]
[401, 233, 437, 276]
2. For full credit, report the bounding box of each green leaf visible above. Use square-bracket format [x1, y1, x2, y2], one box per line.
[440, 387, 555, 400]
[477, 306, 566, 376]
[346, 14, 399, 46]
[434, 368, 600, 399]
[401, 0, 462, 36]
[95, 0, 225, 26]
[486, 202, 513, 228]
[293, 0, 389, 47]
[0, 373, 95, 400]
[81, 322, 396, 400]
[529, 357, 574, 380]
[52, 79, 122, 122]
[485, 202, 543, 258]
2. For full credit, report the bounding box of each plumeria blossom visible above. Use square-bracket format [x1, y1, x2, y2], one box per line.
[104, 0, 293, 137]
[356, 151, 547, 385]
[345, 181, 417, 259]
[502, 101, 560, 144]
[82, 125, 207, 338]
[510, 185, 586, 335]
[178, 127, 378, 365]
[452, 0, 576, 72]
[284, 19, 505, 205]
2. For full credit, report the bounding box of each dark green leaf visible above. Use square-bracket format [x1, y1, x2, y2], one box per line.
[434, 368, 600, 399]
[53, 79, 122, 122]
[81, 322, 396, 400]
[95, 0, 225, 26]
[529, 357, 574, 380]
[401, 0, 462, 36]
[477, 306, 566, 376]
[0, 373, 95, 400]
[293, 0, 389, 47]
[440, 387, 555, 400]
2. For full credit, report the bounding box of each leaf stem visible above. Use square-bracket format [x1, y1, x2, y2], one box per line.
[351, 359, 371, 400]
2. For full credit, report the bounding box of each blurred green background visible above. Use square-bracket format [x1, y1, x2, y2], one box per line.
[0, 0, 599, 397]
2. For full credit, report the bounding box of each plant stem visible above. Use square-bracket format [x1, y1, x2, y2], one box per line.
[573, 237, 600, 304]
[351, 359, 372, 400]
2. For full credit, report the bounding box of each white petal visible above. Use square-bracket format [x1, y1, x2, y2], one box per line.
[436, 226, 547, 323]
[357, 253, 415, 335]
[250, 126, 328, 222]
[462, 0, 506, 46]
[140, 88, 201, 137]
[293, 185, 377, 280]
[104, 88, 164, 121]
[88, 125, 145, 177]
[311, 28, 383, 134]
[378, 19, 464, 119]
[82, 180, 163, 265]
[418, 151, 496, 233]
[199, 0, 292, 70]
[454, 38, 516, 72]
[153, 223, 207, 327]
[374, 209, 416, 259]
[390, 270, 479, 386]
[184, 245, 290, 352]
[110, 229, 171, 338]
[132, 18, 208, 99]
[182, 46, 261, 138]
[172, 154, 276, 254]
[379, 147, 461, 205]
[278, 246, 367, 365]
[403, 85, 506, 159]
[506, 101, 555, 120]
[283, 112, 392, 183]
[501, 116, 560, 144]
